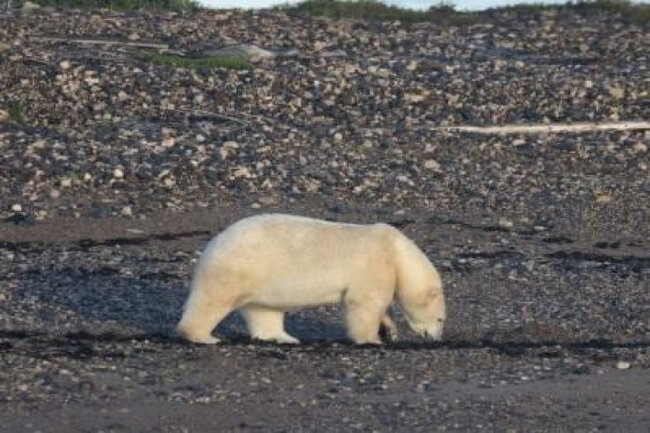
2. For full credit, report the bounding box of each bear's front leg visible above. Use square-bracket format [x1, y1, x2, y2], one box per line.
[345, 301, 385, 345]
[379, 313, 398, 342]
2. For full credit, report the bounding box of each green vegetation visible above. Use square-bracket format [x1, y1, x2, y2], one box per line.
[497, 0, 650, 24]
[278, 0, 477, 24]
[146, 53, 254, 70]
[497, 2, 555, 13]
[30, 0, 198, 12]
[282, 0, 649, 25]
[573, 0, 650, 24]
[7, 102, 26, 125]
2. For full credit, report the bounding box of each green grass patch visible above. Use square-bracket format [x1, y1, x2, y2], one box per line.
[7, 102, 26, 125]
[498, 3, 555, 13]
[574, 0, 650, 24]
[278, 0, 478, 24]
[282, 0, 649, 25]
[146, 53, 254, 70]
[30, 0, 198, 12]
[498, 0, 649, 24]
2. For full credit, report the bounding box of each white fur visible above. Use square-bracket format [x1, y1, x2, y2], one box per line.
[176, 214, 445, 345]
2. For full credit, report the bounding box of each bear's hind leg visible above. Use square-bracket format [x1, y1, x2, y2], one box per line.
[240, 306, 300, 345]
[176, 292, 234, 344]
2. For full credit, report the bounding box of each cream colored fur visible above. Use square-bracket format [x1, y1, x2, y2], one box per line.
[176, 214, 445, 345]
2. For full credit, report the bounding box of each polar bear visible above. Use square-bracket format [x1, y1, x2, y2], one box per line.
[176, 214, 445, 345]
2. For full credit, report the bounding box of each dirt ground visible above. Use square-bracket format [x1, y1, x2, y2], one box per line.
[1, 203, 648, 432]
[1, 4, 649, 432]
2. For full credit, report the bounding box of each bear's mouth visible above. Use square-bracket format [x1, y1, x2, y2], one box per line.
[409, 320, 444, 341]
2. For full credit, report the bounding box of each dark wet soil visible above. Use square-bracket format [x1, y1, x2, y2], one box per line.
[1, 204, 649, 432]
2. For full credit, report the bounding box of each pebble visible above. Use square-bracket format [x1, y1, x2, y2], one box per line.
[498, 218, 514, 229]
[607, 85, 625, 99]
[11, 204, 22, 212]
[424, 159, 440, 170]
[162, 137, 176, 148]
[615, 361, 631, 370]
[406, 60, 418, 72]
[0, 6, 645, 231]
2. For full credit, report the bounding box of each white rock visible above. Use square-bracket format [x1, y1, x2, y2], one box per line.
[493, 59, 507, 71]
[616, 361, 631, 370]
[596, 194, 613, 204]
[161, 137, 176, 148]
[60, 178, 72, 188]
[11, 204, 22, 212]
[632, 142, 647, 154]
[233, 167, 251, 178]
[405, 93, 428, 103]
[498, 218, 514, 229]
[22, 1, 40, 9]
[313, 41, 327, 51]
[113, 168, 124, 179]
[59, 60, 71, 70]
[607, 85, 625, 99]
[121, 206, 133, 217]
[424, 159, 440, 170]
[406, 60, 418, 72]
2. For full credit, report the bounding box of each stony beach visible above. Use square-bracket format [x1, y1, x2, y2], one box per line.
[0, 4, 649, 432]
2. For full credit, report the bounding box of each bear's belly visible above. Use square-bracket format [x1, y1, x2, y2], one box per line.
[250, 279, 347, 310]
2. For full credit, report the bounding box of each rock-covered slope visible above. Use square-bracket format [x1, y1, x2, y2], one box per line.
[0, 7, 648, 238]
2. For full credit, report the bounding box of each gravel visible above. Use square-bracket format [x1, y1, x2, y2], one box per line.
[0, 7, 649, 229]
[0, 5, 649, 432]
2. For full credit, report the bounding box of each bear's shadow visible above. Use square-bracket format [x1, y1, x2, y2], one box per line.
[22, 269, 349, 342]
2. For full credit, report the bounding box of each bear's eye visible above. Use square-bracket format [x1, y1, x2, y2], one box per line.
[437, 318, 443, 323]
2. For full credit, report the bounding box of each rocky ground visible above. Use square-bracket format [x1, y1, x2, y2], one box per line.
[0, 4, 649, 433]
